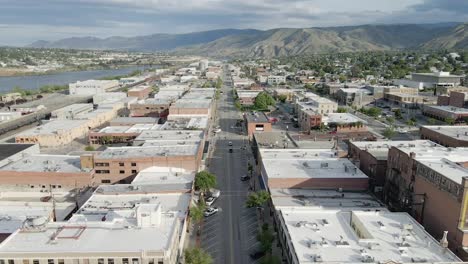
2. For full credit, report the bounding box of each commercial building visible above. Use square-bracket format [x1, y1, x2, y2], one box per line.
[395, 72, 464, 90]
[244, 112, 272, 139]
[0, 144, 39, 168]
[267, 75, 286, 85]
[335, 88, 374, 107]
[236, 90, 261, 106]
[232, 77, 255, 88]
[322, 113, 367, 133]
[92, 92, 126, 105]
[0, 154, 94, 188]
[437, 91, 468, 108]
[15, 120, 90, 147]
[161, 116, 208, 131]
[127, 85, 152, 100]
[297, 105, 322, 134]
[69, 80, 118, 95]
[422, 105, 468, 121]
[169, 99, 212, 117]
[129, 98, 173, 118]
[51, 104, 93, 120]
[420, 126, 468, 147]
[258, 149, 368, 191]
[348, 140, 437, 194]
[0, 182, 192, 264]
[384, 92, 431, 107]
[109, 117, 160, 126]
[92, 131, 204, 183]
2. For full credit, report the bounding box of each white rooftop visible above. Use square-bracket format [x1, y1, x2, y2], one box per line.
[161, 117, 208, 130]
[422, 125, 468, 141]
[350, 140, 437, 150]
[134, 130, 204, 143]
[260, 149, 368, 179]
[16, 120, 88, 136]
[96, 145, 199, 159]
[131, 166, 195, 186]
[323, 113, 367, 125]
[280, 209, 460, 263]
[0, 155, 87, 173]
[425, 105, 468, 114]
[171, 99, 212, 108]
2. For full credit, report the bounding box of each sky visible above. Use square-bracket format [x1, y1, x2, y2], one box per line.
[0, 0, 467, 46]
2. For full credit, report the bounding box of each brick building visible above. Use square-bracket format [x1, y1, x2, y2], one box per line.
[127, 85, 152, 99]
[244, 112, 272, 139]
[420, 126, 468, 147]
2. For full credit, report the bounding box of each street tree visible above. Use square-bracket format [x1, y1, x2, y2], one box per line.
[246, 190, 270, 208]
[383, 127, 396, 139]
[257, 223, 275, 254]
[445, 117, 455, 125]
[194, 171, 217, 199]
[184, 247, 213, 264]
[190, 203, 205, 236]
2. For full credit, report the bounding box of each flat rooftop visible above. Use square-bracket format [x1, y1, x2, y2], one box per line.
[280, 209, 460, 263]
[16, 120, 88, 137]
[245, 112, 269, 123]
[95, 145, 199, 159]
[253, 132, 297, 149]
[128, 85, 150, 92]
[0, 192, 190, 254]
[110, 117, 160, 125]
[134, 130, 204, 143]
[0, 155, 88, 173]
[422, 125, 468, 141]
[350, 140, 437, 150]
[0, 144, 36, 161]
[51, 103, 92, 114]
[270, 188, 384, 209]
[171, 99, 212, 108]
[131, 166, 195, 186]
[136, 98, 172, 105]
[424, 105, 468, 114]
[161, 117, 208, 130]
[260, 149, 368, 179]
[323, 113, 367, 125]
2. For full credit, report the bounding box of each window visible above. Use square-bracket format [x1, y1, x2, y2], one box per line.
[148, 260, 154, 264]
[119, 170, 125, 174]
[132, 170, 137, 174]
[23, 260, 30, 264]
[122, 259, 129, 264]
[98, 259, 104, 264]
[58, 260, 64, 264]
[101, 180, 111, 184]
[58, 185, 62, 188]
[95, 163, 109, 167]
[33, 260, 39, 264]
[131, 162, 136, 166]
[0, 260, 5, 264]
[48, 259, 54, 264]
[8, 260, 14, 264]
[96, 170, 110, 174]
[119, 162, 124, 166]
[131, 259, 139, 264]
[107, 260, 114, 264]
[30, 185, 34, 188]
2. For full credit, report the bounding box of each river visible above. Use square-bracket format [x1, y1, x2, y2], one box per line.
[0, 65, 154, 93]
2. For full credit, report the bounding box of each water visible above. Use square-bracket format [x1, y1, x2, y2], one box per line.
[0, 65, 154, 93]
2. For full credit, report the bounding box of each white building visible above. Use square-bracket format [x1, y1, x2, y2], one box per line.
[0, 112, 22, 122]
[69, 80, 119, 95]
[0, 180, 192, 264]
[267, 75, 286, 85]
[51, 104, 93, 120]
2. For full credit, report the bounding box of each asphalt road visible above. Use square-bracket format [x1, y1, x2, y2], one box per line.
[201, 74, 260, 263]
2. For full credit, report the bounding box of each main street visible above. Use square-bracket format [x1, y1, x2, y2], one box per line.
[200, 70, 260, 263]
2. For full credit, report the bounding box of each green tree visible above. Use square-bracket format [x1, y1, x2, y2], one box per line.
[337, 107, 348, 113]
[406, 119, 416, 127]
[394, 109, 403, 119]
[428, 118, 437, 125]
[382, 127, 396, 139]
[254, 93, 269, 109]
[194, 171, 217, 198]
[445, 117, 455, 125]
[84, 145, 95, 151]
[184, 247, 213, 264]
[366, 107, 381, 117]
[257, 224, 275, 254]
[190, 203, 205, 236]
[246, 190, 270, 208]
[277, 94, 287, 103]
[386, 116, 395, 124]
[215, 77, 223, 89]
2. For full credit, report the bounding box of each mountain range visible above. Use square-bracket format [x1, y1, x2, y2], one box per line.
[28, 23, 468, 57]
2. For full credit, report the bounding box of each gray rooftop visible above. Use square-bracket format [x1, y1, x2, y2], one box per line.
[245, 112, 269, 123]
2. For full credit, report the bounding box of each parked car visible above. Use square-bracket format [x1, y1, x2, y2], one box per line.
[209, 188, 220, 198]
[249, 250, 266, 260]
[205, 196, 217, 206]
[204, 207, 219, 217]
[228, 141, 233, 146]
[241, 175, 250, 181]
[214, 128, 222, 133]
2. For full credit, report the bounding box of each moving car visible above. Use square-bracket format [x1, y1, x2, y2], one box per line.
[204, 207, 219, 217]
[228, 141, 233, 146]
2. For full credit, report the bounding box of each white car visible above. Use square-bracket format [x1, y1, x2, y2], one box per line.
[214, 128, 222, 133]
[204, 207, 219, 217]
[205, 196, 217, 206]
[228, 141, 233, 146]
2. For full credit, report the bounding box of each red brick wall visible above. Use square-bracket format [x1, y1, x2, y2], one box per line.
[450, 92, 467, 108]
[247, 122, 272, 138]
[420, 127, 468, 147]
[438, 95, 450, 106]
[128, 87, 151, 99]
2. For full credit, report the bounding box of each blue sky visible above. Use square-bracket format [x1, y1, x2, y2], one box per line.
[0, 0, 467, 46]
